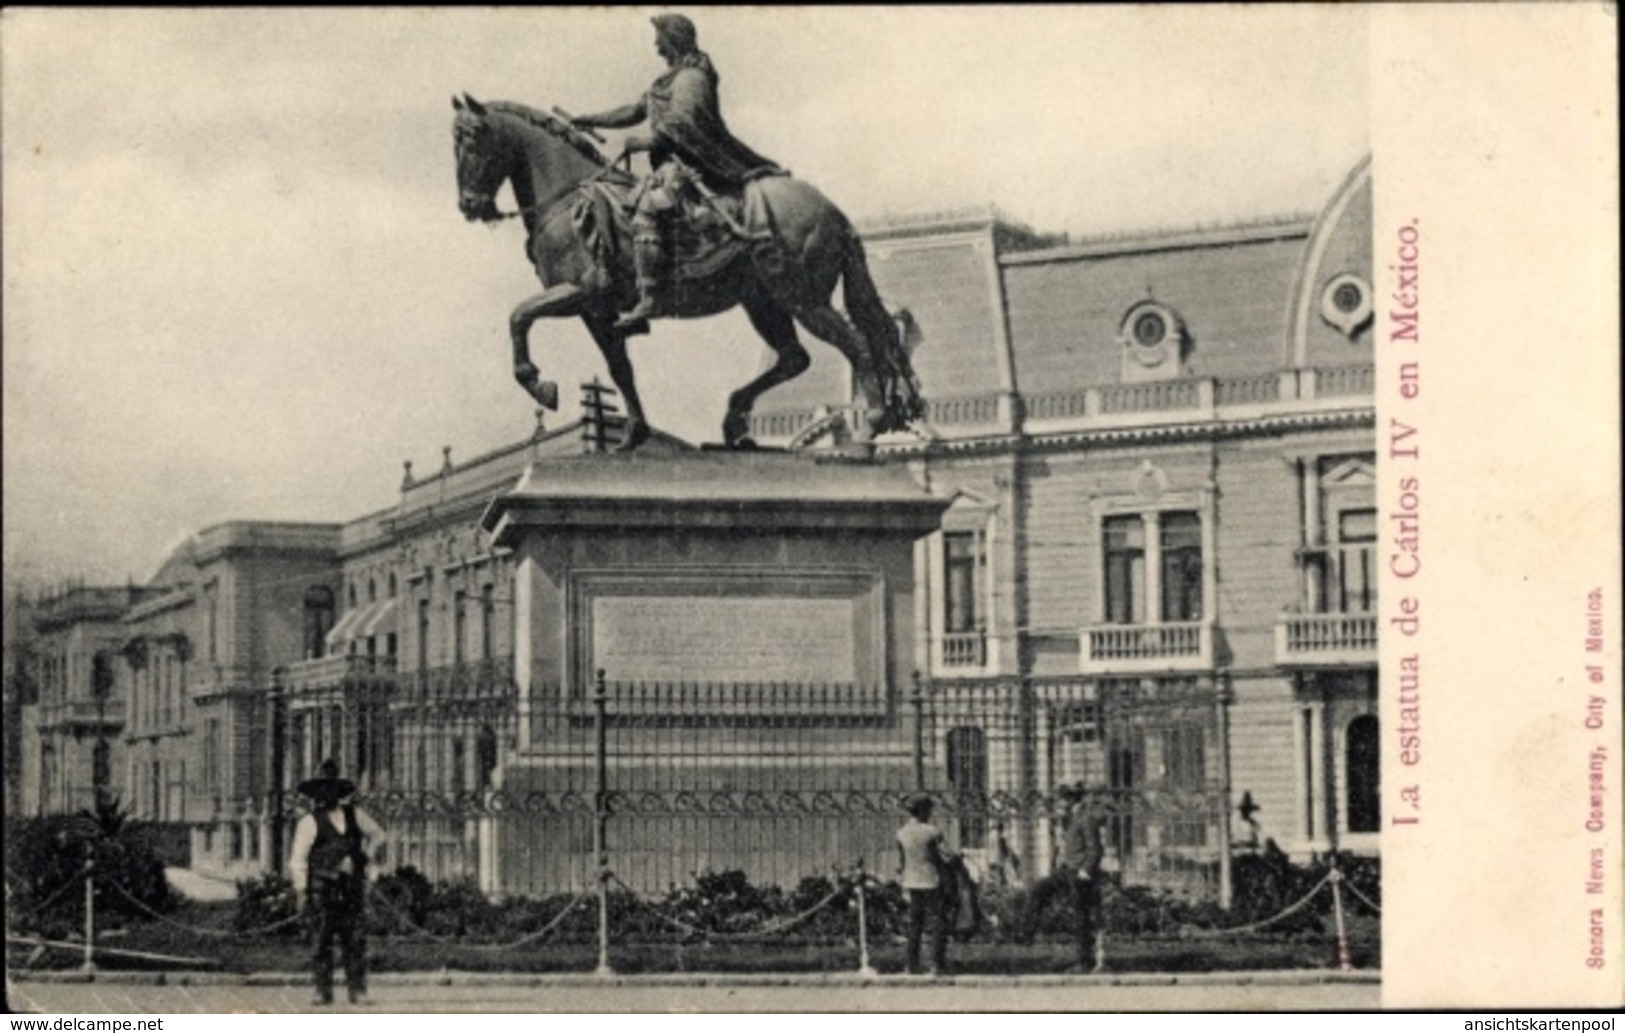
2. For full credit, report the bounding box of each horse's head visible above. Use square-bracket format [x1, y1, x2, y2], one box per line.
[453, 94, 620, 226]
[452, 93, 506, 223]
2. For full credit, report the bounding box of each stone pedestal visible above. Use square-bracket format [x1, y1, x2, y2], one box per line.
[479, 450, 949, 892]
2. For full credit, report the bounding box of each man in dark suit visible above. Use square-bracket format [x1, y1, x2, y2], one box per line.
[1018, 782, 1108, 972]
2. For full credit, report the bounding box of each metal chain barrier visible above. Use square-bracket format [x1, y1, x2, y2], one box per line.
[365, 882, 595, 952]
[606, 871, 853, 943]
[1341, 877, 1382, 915]
[8, 872, 88, 922]
[1176, 871, 1335, 939]
[102, 877, 302, 937]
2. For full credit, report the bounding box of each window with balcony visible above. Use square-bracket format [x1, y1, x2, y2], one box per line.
[1104, 511, 1203, 626]
[1303, 456, 1377, 616]
[1103, 516, 1146, 625]
[1160, 512, 1203, 622]
[1330, 509, 1377, 614]
[940, 532, 987, 668]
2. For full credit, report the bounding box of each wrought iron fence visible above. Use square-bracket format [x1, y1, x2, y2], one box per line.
[265, 663, 1230, 904]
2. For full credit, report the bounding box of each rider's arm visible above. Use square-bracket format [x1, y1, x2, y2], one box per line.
[574, 98, 647, 131]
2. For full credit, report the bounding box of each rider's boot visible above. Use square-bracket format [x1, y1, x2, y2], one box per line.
[615, 232, 664, 333]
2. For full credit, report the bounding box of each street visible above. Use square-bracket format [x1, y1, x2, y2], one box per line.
[6, 973, 1380, 1013]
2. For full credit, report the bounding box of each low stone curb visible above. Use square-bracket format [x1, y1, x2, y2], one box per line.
[11, 968, 1380, 989]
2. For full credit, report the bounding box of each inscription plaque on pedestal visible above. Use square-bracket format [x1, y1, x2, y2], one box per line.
[594, 595, 857, 684]
[571, 568, 884, 694]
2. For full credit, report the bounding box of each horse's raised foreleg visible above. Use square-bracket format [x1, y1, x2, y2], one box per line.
[583, 314, 651, 451]
[725, 297, 812, 448]
[792, 304, 884, 442]
[509, 283, 586, 410]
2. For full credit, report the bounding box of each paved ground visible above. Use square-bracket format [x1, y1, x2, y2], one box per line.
[7, 972, 1380, 1013]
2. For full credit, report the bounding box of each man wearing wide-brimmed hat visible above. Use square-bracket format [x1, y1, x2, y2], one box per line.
[288, 759, 387, 1006]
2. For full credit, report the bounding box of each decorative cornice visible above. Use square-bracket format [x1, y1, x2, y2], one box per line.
[873, 408, 1375, 460]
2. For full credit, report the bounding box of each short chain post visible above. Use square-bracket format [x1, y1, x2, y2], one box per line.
[1329, 866, 1353, 972]
[80, 844, 96, 975]
[593, 668, 614, 976]
[854, 859, 877, 977]
[1215, 668, 1234, 910]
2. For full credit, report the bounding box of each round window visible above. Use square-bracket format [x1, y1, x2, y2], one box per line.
[1332, 282, 1363, 313]
[1319, 273, 1373, 338]
[1133, 311, 1167, 346]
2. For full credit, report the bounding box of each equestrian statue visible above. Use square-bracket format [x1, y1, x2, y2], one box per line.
[452, 14, 923, 450]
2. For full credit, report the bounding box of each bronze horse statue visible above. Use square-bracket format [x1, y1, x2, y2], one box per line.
[451, 94, 923, 450]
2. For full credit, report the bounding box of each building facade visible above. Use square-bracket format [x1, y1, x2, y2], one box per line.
[14, 158, 1375, 895]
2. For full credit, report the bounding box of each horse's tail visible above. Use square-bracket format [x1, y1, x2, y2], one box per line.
[841, 232, 925, 433]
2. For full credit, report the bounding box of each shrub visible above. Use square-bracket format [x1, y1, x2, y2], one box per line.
[370, 866, 433, 935]
[234, 871, 301, 938]
[659, 868, 786, 935]
[5, 796, 175, 939]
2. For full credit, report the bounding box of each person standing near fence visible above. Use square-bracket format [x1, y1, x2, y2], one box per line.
[895, 792, 951, 976]
[1017, 782, 1107, 973]
[288, 759, 388, 1006]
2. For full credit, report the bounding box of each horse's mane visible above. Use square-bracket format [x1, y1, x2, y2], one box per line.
[483, 100, 611, 169]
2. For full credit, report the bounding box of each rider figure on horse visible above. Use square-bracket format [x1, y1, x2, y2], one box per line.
[571, 14, 783, 332]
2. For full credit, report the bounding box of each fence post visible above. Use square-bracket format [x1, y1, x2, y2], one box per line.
[270, 666, 287, 876]
[1017, 677, 1038, 877]
[1215, 668, 1234, 910]
[592, 668, 613, 976]
[80, 844, 96, 975]
[910, 672, 926, 792]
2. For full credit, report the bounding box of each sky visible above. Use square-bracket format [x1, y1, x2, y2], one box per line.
[1, 6, 1369, 588]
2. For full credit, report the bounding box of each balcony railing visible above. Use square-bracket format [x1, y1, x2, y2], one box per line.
[741, 365, 1373, 445]
[287, 653, 398, 688]
[398, 657, 515, 701]
[939, 631, 987, 669]
[1275, 613, 1378, 666]
[1081, 622, 1212, 674]
[36, 700, 121, 730]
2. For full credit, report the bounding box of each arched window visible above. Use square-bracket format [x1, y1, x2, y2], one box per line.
[1345, 714, 1379, 833]
[303, 586, 336, 660]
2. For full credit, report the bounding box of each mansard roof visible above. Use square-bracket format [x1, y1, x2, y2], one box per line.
[751, 157, 1373, 426]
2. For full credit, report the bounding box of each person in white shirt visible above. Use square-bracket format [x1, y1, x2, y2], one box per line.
[287, 759, 387, 1006]
[895, 793, 951, 975]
